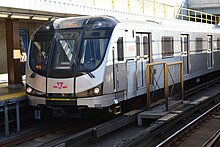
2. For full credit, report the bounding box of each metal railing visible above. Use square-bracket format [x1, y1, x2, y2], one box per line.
[146, 61, 165, 109]
[164, 61, 184, 111]
[176, 7, 220, 24]
[0, 0, 219, 24]
[75, 0, 219, 24]
[0, 95, 27, 138]
[146, 61, 184, 111]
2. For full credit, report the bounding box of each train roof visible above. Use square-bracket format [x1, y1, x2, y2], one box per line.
[43, 15, 220, 34]
[117, 16, 220, 33]
[53, 16, 119, 29]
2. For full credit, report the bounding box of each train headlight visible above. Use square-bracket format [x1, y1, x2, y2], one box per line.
[94, 87, 100, 95]
[76, 83, 103, 97]
[26, 87, 33, 93]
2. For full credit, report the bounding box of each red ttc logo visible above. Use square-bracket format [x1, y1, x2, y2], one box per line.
[53, 82, 68, 89]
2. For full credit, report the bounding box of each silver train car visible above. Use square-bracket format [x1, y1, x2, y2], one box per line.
[26, 16, 220, 117]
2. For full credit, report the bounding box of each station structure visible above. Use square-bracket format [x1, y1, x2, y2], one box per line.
[188, 0, 220, 14]
[0, 0, 220, 141]
[0, 0, 219, 88]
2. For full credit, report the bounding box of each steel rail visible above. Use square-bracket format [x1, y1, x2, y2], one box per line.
[20, 79, 220, 146]
[0, 120, 64, 146]
[203, 129, 220, 147]
[156, 102, 220, 147]
[115, 84, 220, 147]
[1, 77, 220, 146]
[41, 109, 143, 146]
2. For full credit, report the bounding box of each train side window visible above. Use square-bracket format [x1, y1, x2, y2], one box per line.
[181, 34, 188, 54]
[217, 38, 220, 50]
[195, 38, 203, 52]
[136, 36, 140, 57]
[143, 36, 149, 59]
[117, 37, 124, 61]
[207, 35, 212, 51]
[161, 36, 174, 58]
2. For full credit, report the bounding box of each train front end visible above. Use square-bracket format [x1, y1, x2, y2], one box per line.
[26, 16, 118, 117]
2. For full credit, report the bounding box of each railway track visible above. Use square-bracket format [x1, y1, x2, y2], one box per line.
[111, 84, 220, 147]
[19, 83, 220, 147]
[1, 80, 220, 146]
[0, 116, 106, 147]
[12, 108, 142, 147]
[157, 102, 220, 147]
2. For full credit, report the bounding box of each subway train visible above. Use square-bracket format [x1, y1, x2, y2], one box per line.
[26, 15, 220, 117]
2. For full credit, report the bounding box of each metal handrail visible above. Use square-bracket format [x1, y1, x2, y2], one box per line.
[146, 62, 165, 109]
[146, 61, 184, 111]
[165, 61, 184, 111]
[176, 7, 220, 24]
[65, 0, 220, 25]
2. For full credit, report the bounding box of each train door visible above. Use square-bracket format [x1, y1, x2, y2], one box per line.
[181, 34, 190, 74]
[207, 35, 213, 68]
[136, 33, 150, 89]
[113, 36, 126, 101]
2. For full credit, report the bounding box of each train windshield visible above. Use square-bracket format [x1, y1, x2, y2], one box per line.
[30, 35, 53, 76]
[49, 30, 80, 77]
[77, 38, 108, 71]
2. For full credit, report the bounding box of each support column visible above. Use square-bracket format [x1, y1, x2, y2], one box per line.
[5, 19, 22, 88]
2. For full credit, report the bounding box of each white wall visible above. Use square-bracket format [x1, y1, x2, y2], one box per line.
[0, 0, 187, 19]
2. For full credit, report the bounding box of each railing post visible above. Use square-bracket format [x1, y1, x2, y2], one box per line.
[181, 7, 183, 20]
[164, 64, 169, 111]
[215, 16, 217, 24]
[164, 2, 166, 18]
[4, 103, 9, 137]
[188, 9, 190, 21]
[201, 12, 203, 23]
[180, 62, 184, 101]
[16, 101, 20, 134]
[112, 0, 114, 9]
[154, 0, 156, 16]
[128, 0, 130, 12]
[146, 64, 151, 109]
[206, 14, 208, 23]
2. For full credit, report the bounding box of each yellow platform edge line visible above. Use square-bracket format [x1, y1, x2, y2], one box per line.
[0, 91, 26, 101]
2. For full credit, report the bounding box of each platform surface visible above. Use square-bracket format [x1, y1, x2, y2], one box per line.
[0, 82, 26, 103]
[138, 82, 220, 126]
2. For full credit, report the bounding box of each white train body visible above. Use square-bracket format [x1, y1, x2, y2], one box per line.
[26, 16, 220, 110]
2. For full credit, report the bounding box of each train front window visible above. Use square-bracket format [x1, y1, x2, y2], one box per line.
[30, 40, 51, 75]
[78, 38, 108, 71]
[49, 31, 80, 78]
[52, 39, 75, 70]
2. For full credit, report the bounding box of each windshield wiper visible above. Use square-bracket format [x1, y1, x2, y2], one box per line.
[79, 63, 95, 78]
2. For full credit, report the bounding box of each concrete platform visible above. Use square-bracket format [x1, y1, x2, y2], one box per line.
[158, 113, 178, 122]
[0, 81, 26, 138]
[189, 96, 209, 105]
[138, 81, 220, 126]
[138, 104, 168, 126]
[0, 82, 26, 104]
[138, 98, 184, 126]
